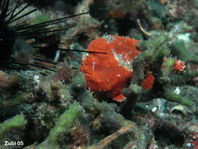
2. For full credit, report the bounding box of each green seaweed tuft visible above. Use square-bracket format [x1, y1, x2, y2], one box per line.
[0, 114, 27, 139]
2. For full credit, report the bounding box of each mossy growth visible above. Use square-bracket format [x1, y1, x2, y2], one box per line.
[159, 58, 175, 84]
[161, 58, 175, 76]
[0, 114, 27, 139]
[36, 102, 84, 149]
[163, 88, 193, 108]
[121, 34, 195, 116]
[32, 14, 50, 25]
[59, 85, 73, 109]
[136, 34, 170, 60]
[2, 92, 31, 107]
[131, 34, 170, 86]
[69, 72, 86, 95]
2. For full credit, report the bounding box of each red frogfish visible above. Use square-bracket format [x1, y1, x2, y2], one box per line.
[81, 35, 154, 102]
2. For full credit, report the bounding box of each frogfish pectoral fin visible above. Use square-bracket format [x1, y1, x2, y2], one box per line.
[112, 93, 126, 102]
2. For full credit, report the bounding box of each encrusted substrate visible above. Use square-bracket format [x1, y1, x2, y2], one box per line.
[0, 0, 198, 149]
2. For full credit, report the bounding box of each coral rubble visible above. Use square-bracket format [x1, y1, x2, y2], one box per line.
[0, 0, 197, 149]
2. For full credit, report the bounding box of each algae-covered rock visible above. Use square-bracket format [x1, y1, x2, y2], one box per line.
[36, 102, 84, 149]
[0, 114, 27, 139]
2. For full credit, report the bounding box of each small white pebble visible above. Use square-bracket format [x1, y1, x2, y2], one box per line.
[174, 87, 180, 95]
[151, 107, 158, 113]
[33, 75, 40, 84]
[185, 142, 193, 147]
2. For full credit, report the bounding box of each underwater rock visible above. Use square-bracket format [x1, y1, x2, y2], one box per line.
[0, 71, 19, 89]
[184, 124, 198, 149]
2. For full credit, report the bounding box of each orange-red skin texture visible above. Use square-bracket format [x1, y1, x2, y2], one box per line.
[81, 35, 154, 101]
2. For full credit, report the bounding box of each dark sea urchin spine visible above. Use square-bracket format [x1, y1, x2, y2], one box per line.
[0, 0, 105, 69]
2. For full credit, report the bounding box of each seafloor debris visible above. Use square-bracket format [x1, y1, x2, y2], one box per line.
[0, 0, 198, 149]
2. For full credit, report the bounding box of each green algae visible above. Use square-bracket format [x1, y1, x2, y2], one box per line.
[0, 114, 27, 138]
[163, 89, 193, 108]
[36, 102, 84, 149]
[2, 93, 30, 107]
